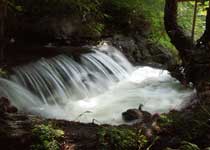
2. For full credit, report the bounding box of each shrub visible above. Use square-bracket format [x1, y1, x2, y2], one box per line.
[98, 127, 148, 150]
[31, 124, 64, 150]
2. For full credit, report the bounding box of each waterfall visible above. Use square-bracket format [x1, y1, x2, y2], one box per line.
[9, 44, 134, 105]
[0, 44, 193, 124]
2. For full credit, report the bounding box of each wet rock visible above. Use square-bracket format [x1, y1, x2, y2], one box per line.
[0, 97, 18, 114]
[122, 104, 152, 122]
[5, 45, 92, 67]
[122, 109, 144, 122]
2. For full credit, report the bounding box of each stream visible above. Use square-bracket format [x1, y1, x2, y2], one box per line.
[0, 44, 194, 125]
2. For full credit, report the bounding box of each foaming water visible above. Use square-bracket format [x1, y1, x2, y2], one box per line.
[60, 67, 193, 124]
[0, 44, 193, 124]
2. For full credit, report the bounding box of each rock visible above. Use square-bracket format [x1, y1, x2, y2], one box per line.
[0, 97, 18, 114]
[5, 45, 92, 67]
[122, 104, 152, 122]
[122, 109, 144, 122]
[13, 16, 87, 45]
[138, 104, 152, 121]
[105, 34, 176, 67]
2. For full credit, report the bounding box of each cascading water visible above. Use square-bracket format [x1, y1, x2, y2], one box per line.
[0, 44, 194, 124]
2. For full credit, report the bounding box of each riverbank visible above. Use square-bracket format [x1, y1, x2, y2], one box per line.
[1, 96, 210, 150]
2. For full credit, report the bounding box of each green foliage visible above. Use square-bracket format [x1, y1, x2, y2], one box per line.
[165, 142, 200, 150]
[12, 0, 106, 37]
[101, 0, 179, 59]
[8, 0, 23, 12]
[98, 127, 148, 150]
[31, 124, 64, 150]
[178, 1, 209, 41]
[139, 0, 175, 47]
[13, 0, 102, 17]
[158, 114, 174, 127]
[0, 68, 8, 77]
[179, 141, 200, 150]
[157, 105, 210, 146]
[102, 0, 148, 34]
[10, 0, 208, 60]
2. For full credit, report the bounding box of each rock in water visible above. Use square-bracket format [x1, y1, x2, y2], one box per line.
[122, 109, 144, 122]
[122, 104, 151, 122]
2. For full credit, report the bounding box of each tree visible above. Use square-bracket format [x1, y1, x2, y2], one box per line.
[164, 0, 210, 104]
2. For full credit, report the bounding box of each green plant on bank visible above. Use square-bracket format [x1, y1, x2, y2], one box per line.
[0, 68, 7, 77]
[157, 105, 210, 147]
[98, 127, 148, 150]
[84, 22, 105, 38]
[179, 141, 200, 150]
[158, 114, 174, 127]
[157, 111, 197, 141]
[31, 124, 64, 150]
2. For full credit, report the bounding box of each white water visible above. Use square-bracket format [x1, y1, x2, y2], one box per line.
[0, 44, 194, 125]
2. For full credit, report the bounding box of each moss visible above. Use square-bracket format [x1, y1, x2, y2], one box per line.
[97, 127, 148, 150]
[31, 124, 64, 150]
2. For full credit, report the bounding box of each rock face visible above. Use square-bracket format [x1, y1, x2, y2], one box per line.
[5, 45, 92, 67]
[9, 15, 88, 45]
[4, 1, 176, 67]
[105, 34, 174, 67]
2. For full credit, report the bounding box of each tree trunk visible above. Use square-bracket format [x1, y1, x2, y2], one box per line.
[164, 0, 210, 104]
[0, 0, 7, 64]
